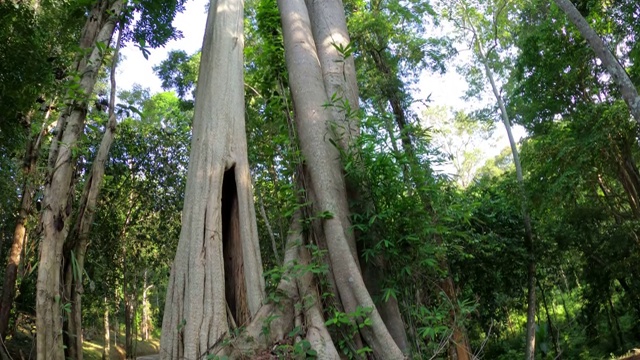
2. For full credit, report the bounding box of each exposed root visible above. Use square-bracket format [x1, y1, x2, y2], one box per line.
[297, 245, 339, 359]
[212, 211, 338, 359]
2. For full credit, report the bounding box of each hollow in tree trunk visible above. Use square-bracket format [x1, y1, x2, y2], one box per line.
[159, 0, 265, 357]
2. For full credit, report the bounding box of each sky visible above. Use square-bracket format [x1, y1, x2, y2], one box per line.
[116, 0, 526, 178]
[116, 0, 208, 93]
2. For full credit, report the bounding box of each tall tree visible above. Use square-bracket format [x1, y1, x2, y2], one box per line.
[61, 27, 122, 360]
[37, 2, 124, 357]
[0, 1, 83, 339]
[159, 0, 266, 357]
[277, 0, 404, 357]
[444, 0, 537, 358]
[36, 0, 186, 356]
[553, 0, 640, 127]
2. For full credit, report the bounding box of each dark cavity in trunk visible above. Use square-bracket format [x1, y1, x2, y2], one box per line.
[221, 167, 249, 326]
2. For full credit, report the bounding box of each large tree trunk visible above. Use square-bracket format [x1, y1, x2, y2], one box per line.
[305, 0, 359, 264]
[159, 0, 265, 357]
[305, 1, 409, 352]
[36, 2, 123, 358]
[63, 26, 123, 360]
[0, 109, 49, 339]
[553, 0, 640, 126]
[277, 0, 403, 357]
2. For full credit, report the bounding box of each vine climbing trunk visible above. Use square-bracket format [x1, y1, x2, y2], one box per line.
[36, 1, 123, 358]
[159, 0, 265, 357]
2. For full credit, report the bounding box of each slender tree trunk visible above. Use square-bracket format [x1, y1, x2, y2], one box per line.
[607, 290, 624, 349]
[278, 0, 403, 357]
[0, 108, 50, 339]
[141, 271, 152, 341]
[160, 0, 265, 357]
[474, 37, 537, 360]
[62, 26, 123, 360]
[102, 297, 110, 360]
[253, 179, 281, 265]
[124, 290, 133, 358]
[553, 0, 640, 126]
[539, 280, 560, 358]
[36, 1, 123, 357]
[368, 49, 414, 159]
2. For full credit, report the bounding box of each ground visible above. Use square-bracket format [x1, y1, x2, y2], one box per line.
[3, 314, 160, 360]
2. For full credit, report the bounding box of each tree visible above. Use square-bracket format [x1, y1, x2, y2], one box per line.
[0, 1, 83, 340]
[278, 0, 404, 357]
[37, 3, 125, 357]
[423, 106, 493, 187]
[553, 0, 640, 127]
[444, 0, 537, 358]
[61, 27, 123, 360]
[36, 0, 186, 356]
[159, 0, 265, 357]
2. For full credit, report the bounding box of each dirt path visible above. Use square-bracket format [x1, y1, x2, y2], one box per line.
[136, 356, 159, 360]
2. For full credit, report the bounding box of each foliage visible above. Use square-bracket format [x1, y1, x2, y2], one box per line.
[2, 0, 640, 358]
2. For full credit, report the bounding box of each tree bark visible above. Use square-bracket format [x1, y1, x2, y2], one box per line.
[538, 280, 561, 358]
[159, 0, 265, 357]
[63, 25, 123, 360]
[361, 257, 410, 353]
[102, 297, 110, 360]
[553, 0, 640, 126]
[305, 0, 360, 266]
[36, 2, 123, 358]
[475, 34, 537, 360]
[141, 271, 153, 341]
[0, 109, 49, 339]
[277, 0, 403, 357]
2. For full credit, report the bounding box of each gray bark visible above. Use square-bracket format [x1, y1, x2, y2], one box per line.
[554, 0, 640, 126]
[277, 0, 404, 357]
[305, 0, 360, 268]
[159, 0, 265, 357]
[63, 25, 123, 360]
[474, 30, 536, 360]
[36, 2, 123, 358]
[102, 297, 110, 360]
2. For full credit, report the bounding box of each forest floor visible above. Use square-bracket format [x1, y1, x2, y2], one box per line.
[3, 315, 159, 360]
[83, 332, 159, 360]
